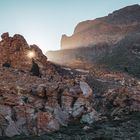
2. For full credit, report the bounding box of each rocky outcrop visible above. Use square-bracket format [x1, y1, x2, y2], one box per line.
[61, 4, 140, 49]
[0, 33, 99, 137]
[0, 32, 140, 138]
[0, 32, 47, 71]
[0, 66, 98, 137]
[0, 33, 96, 137]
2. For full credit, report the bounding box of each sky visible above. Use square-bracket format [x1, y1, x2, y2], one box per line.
[0, 0, 140, 53]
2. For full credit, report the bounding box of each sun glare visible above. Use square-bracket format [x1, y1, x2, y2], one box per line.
[27, 51, 35, 59]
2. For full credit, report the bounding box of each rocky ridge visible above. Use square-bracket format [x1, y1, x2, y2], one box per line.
[61, 4, 140, 49]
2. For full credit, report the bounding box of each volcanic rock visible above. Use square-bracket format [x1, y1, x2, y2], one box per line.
[37, 112, 60, 134]
[61, 5, 140, 49]
[1, 31, 140, 139]
[80, 81, 93, 98]
[5, 115, 20, 137]
[0, 32, 47, 72]
[81, 109, 99, 124]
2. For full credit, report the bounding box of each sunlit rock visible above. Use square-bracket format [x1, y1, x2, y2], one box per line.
[0, 32, 47, 71]
[80, 81, 93, 98]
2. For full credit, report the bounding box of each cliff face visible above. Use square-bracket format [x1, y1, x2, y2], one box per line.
[48, 33, 140, 78]
[61, 4, 140, 49]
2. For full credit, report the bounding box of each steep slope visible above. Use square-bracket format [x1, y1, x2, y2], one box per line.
[47, 5, 140, 78]
[47, 33, 140, 78]
[99, 33, 140, 78]
[61, 4, 140, 49]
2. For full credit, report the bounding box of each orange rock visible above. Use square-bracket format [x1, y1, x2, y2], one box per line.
[37, 112, 59, 134]
[0, 33, 47, 71]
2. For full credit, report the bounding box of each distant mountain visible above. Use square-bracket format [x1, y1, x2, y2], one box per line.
[47, 5, 140, 78]
[61, 4, 140, 49]
[47, 33, 140, 78]
[99, 33, 140, 78]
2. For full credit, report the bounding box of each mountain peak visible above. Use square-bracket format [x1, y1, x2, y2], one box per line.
[61, 4, 140, 49]
[106, 4, 140, 24]
[112, 4, 140, 14]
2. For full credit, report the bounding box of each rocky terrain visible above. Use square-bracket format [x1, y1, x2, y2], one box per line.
[0, 33, 100, 138]
[45, 5, 140, 139]
[0, 5, 140, 140]
[61, 4, 140, 49]
[0, 33, 139, 139]
[1, 112, 140, 140]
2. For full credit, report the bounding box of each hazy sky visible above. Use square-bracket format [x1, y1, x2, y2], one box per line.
[0, 0, 140, 53]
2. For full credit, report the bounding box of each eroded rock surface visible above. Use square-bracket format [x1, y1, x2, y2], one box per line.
[0, 67, 97, 137]
[0, 32, 140, 139]
[0, 32, 47, 71]
[0, 33, 98, 137]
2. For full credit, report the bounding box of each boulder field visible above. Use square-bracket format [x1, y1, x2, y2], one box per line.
[0, 32, 140, 138]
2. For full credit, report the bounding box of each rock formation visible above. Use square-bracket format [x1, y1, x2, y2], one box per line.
[0, 32, 99, 137]
[61, 4, 140, 49]
[0, 32, 140, 139]
[0, 32, 47, 71]
[0, 66, 99, 137]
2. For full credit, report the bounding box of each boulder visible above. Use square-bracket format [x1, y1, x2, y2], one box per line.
[81, 109, 99, 124]
[0, 105, 12, 136]
[69, 85, 82, 96]
[54, 107, 69, 126]
[5, 116, 20, 137]
[32, 84, 46, 98]
[72, 97, 88, 118]
[13, 105, 35, 135]
[80, 81, 93, 98]
[0, 105, 11, 117]
[37, 112, 60, 134]
[61, 94, 73, 114]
